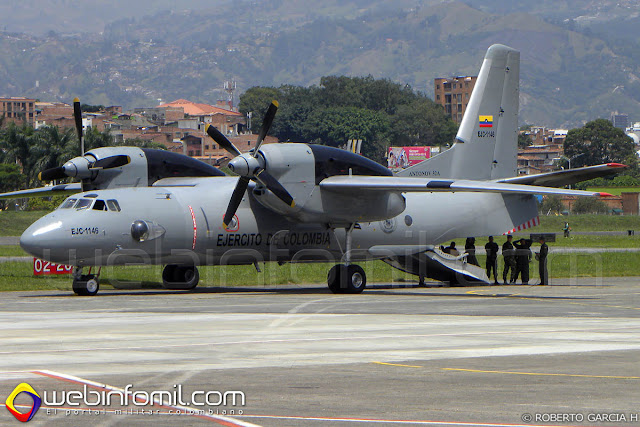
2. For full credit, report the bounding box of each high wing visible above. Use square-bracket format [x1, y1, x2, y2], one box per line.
[0, 183, 82, 200]
[320, 176, 608, 197]
[497, 163, 627, 187]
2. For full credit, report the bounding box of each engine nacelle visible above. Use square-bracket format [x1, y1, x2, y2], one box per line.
[252, 143, 405, 224]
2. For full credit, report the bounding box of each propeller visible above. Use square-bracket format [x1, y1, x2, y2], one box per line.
[73, 97, 83, 155]
[38, 167, 67, 182]
[38, 98, 131, 182]
[205, 100, 295, 228]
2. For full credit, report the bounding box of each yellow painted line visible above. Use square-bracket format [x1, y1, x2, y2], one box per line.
[373, 361, 423, 369]
[443, 368, 640, 380]
[467, 289, 640, 310]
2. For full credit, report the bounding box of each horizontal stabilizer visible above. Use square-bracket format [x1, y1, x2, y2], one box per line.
[498, 163, 627, 187]
[0, 183, 82, 200]
[320, 175, 607, 197]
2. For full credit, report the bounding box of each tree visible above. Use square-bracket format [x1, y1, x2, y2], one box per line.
[539, 195, 564, 214]
[0, 123, 36, 185]
[240, 76, 458, 163]
[564, 119, 636, 168]
[518, 132, 531, 148]
[238, 87, 281, 134]
[31, 126, 76, 186]
[391, 99, 457, 147]
[0, 163, 25, 210]
[572, 197, 609, 214]
[302, 107, 390, 159]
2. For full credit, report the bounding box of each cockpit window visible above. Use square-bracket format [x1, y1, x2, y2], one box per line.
[106, 199, 121, 212]
[93, 200, 107, 211]
[74, 199, 93, 210]
[59, 198, 77, 209]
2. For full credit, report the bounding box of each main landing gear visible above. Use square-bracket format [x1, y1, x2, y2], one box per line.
[72, 267, 101, 296]
[327, 224, 367, 294]
[162, 265, 200, 290]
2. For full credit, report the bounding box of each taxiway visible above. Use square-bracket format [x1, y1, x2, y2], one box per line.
[1, 279, 639, 426]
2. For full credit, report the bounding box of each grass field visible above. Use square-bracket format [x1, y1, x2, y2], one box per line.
[0, 210, 48, 236]
[587, 187, 640, 196]
[534, 214, 640, 232]
[1, 251, 638, 293]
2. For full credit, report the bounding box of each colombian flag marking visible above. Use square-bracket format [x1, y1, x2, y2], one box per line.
[479, 115, 493, 127]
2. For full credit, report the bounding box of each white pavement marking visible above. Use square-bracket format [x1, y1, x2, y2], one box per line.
[1, 310, 640, 376]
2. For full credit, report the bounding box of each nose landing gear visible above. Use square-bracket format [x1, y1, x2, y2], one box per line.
[72, 267, 101, 296]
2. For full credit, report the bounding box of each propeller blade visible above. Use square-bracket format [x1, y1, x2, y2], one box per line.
[223, 176, 250, 228]
[73, 98, 83, 155]
[253, 100, 278, 157]
[255, 169, 295, 207]
[206, 124, 241, 157]
[91, 155, 131, 170]
[39, 166, 67, 182]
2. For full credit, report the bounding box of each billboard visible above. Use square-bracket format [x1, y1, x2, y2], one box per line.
[387, 146, 431, 170]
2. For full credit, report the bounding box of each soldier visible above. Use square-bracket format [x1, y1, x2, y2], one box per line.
[501, 235, 516, 285]
[484, 236, 499, 285]
[513, 238, 532, 285]
[465, 237, 479, 266]
[536, 236, 549, 285]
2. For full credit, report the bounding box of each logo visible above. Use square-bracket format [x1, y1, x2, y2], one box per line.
[6, 383, 41, 422]
[224, 215, 240, 232]
[380, 218, 397, 234]
[479, 115, 493, 128]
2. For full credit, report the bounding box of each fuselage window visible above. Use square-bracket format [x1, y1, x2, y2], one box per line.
[74, 199, 93, 210]
[93, 200, 107, 211]
[106, 199, 121, 212]
[59, 198, 77, 209]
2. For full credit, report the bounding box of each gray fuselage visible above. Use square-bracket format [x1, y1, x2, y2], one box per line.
[20, 177, 537, 267]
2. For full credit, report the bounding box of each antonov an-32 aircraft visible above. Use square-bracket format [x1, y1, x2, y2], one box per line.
[13, 44, 623, 295]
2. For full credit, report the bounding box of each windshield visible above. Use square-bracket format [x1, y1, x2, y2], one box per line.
[59, 198, 77, 209]
[74, 199, 93, 210]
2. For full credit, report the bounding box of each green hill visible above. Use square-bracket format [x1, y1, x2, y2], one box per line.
[1, 0, 639, 128]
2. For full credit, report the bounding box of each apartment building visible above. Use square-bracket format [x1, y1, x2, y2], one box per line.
[433, 76, 477, 124]
[0, 97, 36, 126]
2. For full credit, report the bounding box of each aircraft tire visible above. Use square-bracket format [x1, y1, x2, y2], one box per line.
[346, 264, 366, 294]
[72, 274, 99, 296]
[327, 264, 345, 293]
[327, 264, 366, 294]
[162, 265, 199, 290]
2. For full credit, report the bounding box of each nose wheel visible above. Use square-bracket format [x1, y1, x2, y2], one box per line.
[72, 267, 101, 296]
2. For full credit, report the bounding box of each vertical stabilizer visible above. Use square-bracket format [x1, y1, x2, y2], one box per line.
[398, 44, 520, 180]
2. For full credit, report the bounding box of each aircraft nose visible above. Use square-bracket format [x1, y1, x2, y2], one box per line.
[20, 217, 64, 259]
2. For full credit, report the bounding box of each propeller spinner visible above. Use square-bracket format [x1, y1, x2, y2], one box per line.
[206, 100, 295, 228]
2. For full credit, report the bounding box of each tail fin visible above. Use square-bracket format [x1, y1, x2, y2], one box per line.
[397, 44, 519, 180]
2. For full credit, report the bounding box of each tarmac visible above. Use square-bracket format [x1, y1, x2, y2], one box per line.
[1, 278, 640, 426]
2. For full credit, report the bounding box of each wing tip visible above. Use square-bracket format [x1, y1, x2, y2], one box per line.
[606, 163, 627, 168]
[598, 192, 614, 197]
